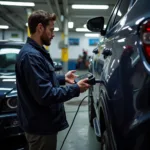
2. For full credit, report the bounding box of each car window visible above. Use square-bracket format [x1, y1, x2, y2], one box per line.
[114, 0, 131, 25]
[106, 0, 120, 33]
[0, 47, 20, 73]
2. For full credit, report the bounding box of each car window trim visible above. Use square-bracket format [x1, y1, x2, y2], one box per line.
[113, 0, 135, 27]
[105, 0, 121, 34]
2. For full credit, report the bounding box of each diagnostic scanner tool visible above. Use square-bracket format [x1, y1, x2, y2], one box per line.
[74, 73, 102, 85]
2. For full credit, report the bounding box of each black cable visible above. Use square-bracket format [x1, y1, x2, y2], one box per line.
[60, 95, 88, 150]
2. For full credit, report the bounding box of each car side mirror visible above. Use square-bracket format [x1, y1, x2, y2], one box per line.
[87, 17, 106, 35]
[54, 62, 62, 71]
[93, 48, 99, 54]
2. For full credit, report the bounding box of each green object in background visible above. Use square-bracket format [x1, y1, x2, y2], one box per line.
[11, 33, 19, 38]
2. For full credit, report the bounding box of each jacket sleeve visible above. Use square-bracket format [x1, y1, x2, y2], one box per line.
[21, 54, 80, 106]
[56, 75, 66, 85]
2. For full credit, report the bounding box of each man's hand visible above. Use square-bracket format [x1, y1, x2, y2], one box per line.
[65, 70, 78, 84]
[77, 78, 90, 93]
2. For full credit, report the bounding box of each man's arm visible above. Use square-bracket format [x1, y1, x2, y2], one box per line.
[21, 53, 80, 106]
[56, 75, 65, 85]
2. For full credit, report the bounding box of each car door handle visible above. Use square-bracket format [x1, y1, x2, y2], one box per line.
[102, 48, 112, 59]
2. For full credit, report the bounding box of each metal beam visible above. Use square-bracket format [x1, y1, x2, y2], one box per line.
[45, 0, 62, 30]
[4, 6, 25, 23]
[0, 11, 24, 31]
[63, 0, 68, 17]
[54, 0, 62, 27]
[0, 7, 25, 31]
[62, 0, 69, 73]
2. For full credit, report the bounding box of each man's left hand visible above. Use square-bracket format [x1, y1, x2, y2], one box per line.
[65, 70, 78, 84]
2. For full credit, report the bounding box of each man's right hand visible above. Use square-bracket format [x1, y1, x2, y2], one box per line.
[77, 78, 91, 93]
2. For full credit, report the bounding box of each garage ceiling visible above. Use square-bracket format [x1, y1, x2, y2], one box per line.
[0, 0, 117, 32]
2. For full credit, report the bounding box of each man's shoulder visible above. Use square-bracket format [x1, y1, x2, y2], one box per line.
[21, 43, 39, 54]
[19, 43, 42, 60]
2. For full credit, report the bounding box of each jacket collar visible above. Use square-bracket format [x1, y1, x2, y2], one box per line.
[26, 37, 54, 66]
[27, 37, 48, 55]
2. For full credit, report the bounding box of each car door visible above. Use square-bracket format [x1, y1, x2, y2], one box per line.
[108, 0, 150, 146]
[106, 0, 136, 130]
[99, 0, 135, 149]
[92, 41, 104, 111]
[93, 0, 121, 119]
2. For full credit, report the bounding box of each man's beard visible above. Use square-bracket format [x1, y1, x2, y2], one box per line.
[41, 34, 51, 46]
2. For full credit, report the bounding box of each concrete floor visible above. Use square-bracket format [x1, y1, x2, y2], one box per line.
[57, 93, 101, 150]
[57, 70, 101, 150]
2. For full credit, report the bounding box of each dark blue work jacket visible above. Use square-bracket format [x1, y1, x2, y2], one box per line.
[15, 37, 80, 135]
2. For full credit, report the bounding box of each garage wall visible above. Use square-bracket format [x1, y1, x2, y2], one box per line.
[50, 32, 98, 59]
[4, 30, 24, 41]
[0, 30, 99, 59]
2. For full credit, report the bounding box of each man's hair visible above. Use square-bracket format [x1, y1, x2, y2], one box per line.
[28, 10, 56, 34]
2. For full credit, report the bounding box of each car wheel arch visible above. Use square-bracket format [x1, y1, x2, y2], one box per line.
[99, 90, 108, 135]
[99, 86, 117, 149]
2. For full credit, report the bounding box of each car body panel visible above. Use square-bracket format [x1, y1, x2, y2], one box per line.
[89, 0, 150, 149]
[0, 42, 23, 139]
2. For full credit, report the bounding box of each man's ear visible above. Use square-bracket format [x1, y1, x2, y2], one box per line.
[37, 23, 44, 33]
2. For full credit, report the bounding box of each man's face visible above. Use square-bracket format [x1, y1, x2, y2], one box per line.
[41, 21, 55, 46]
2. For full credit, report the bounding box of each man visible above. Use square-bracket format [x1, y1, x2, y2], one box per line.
[15, 10, 90, 150]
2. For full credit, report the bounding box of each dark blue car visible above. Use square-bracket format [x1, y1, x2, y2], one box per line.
[0, 41, 24, 139]
[87, 0, 150, 149]
[0, 41, 25, 149]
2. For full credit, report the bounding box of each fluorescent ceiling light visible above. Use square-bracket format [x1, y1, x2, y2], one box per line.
[0, 1, 35, 6]
[85, 33, 100, 37]
[68, 22, 74, 29]
[76, 28, 91, 32]
[54, 27, 59, 31]
[0, 25, 9, 29]
[84, 24, 106, 29]
[72, 4, 109, 9]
